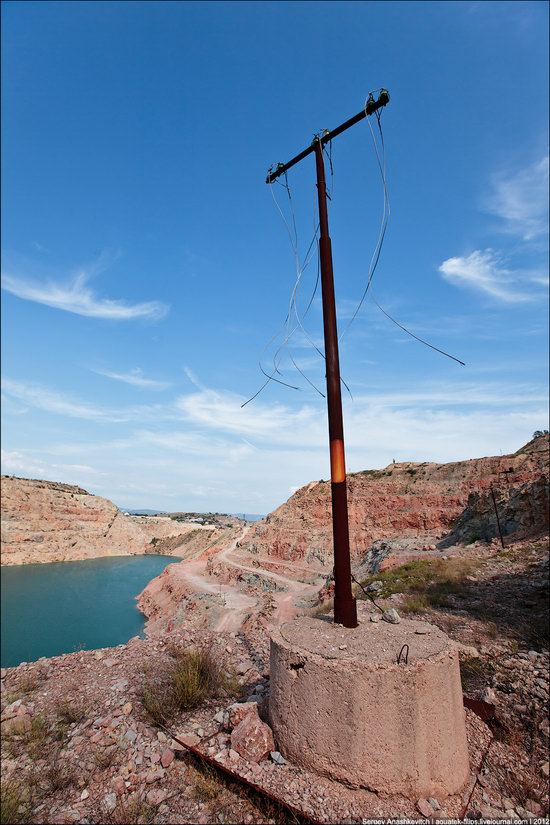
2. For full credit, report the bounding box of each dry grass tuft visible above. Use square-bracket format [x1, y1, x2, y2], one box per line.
[93, 744, 117, 770]
[459, 656, 495, 694]
[142, 645, 239, 725]
[43, 749, 77, 792]
[14, 671, 43, 696]
[98, 793, 158, 825]
[0, 781, 31, 825]
[190, 763, 223, 802]
[54, 697, 87, 725]
[186, 757, 303, 824]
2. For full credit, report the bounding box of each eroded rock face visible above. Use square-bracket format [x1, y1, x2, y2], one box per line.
[239, 436, 549, 567]
[0, 476, 207, 565]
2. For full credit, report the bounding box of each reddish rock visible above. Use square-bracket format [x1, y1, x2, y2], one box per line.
[175, 732, 200, 747]
[416, 798, 435, 818]
[228, 702, 259, 729]
[230, 713, 274, 763]
[160, 748, 174, 768]
[238, 435, 549, 566]
[112, 776, 126, 796]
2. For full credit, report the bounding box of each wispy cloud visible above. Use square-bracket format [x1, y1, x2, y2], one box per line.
[439, 155, 549, 303]
[439, 249, 542, 303]
[184, 366, 208, 391]
[486, 155, 549, 241]
[1, 259, 169, 321]
[92, 367, 171, 390]
[4, 386, 547, 511]
[176, 387, 318, 440]
[1, 379, 171, 424]
[1, 449, 105, 486]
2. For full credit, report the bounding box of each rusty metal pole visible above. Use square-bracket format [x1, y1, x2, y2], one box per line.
[490, 485, 505, 549]
[265, 90, 389, 629]
[314, 140, 357, 628]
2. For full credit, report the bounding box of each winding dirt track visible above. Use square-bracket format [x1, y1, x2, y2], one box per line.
[173, 525, 326, 629]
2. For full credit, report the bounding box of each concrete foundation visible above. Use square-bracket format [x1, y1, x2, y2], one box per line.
[269, 613, 470, 798]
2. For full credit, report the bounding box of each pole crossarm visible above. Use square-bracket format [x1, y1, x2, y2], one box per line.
[266, 89, 389, 184]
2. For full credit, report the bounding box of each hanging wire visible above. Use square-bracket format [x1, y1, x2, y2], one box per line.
[339, 102, 389, 342]
[339, 98, 466, 367]
[243, 132, 356, 407]
[242, 180, 324, 408]
[369, 295, 466, 366]
[245, 92, 462, 409]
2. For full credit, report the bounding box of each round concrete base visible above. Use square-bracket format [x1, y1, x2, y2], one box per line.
[269, 612, 470, 798]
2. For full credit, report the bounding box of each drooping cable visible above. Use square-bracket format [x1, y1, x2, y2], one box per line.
[276, 143, 353, 400]
[290, 355, 325, 398]
[339, 104, 389, 342]
[369, 295, 466, 366]
[242, 182, 324, 407]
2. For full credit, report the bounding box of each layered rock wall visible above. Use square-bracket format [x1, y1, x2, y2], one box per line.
[240, 436, 549, 567]
[0, 476, 211, 565]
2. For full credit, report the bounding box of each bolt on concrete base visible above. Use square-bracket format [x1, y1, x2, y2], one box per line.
[269, 611, 470, 798]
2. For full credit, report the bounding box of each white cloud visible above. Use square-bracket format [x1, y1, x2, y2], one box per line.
[438, 249, 538, 303]
[92, 367, 171, 390]
[1, 379, 118, 422]
[0, 449, 105, 485]
[1, 379, 171, 424]
[487, 156, 549, 241]
[1, 266, 168, 321]
[176, 388, 318, 441]
[183, 366, 208, 391]
[3, 373, 547, 512]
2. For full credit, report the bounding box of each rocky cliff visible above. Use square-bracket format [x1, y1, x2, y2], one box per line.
[239, 435, 549, 569]
[0, 476, 218, 566]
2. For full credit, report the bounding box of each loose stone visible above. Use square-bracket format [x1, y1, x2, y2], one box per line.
[382, 608, 401, 624]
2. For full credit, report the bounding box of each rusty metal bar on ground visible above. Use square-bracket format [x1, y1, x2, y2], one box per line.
[161, 725, 322, 825]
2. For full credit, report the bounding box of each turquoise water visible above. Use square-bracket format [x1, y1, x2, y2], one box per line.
[1, 555, 176, 668]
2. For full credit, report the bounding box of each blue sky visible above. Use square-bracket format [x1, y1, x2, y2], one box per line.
[1, 0, 548, 513]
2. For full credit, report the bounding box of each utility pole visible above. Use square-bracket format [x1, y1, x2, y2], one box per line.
[490, 485, 505, 549]
[266, 90, 390, 628]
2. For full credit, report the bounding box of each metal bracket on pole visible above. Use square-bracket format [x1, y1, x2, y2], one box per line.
[266, 89, 389, 184]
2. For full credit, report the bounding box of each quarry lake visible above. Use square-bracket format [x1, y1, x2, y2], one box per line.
[0, 555, 176, 668]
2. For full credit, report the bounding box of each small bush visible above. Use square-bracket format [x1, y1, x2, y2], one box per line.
[142, 646, 238, 725]
[460, 656, 495, 693]
[401, 594, 429, 614]
[0, 781, 31, 825]
[55, 698, 87, 725]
